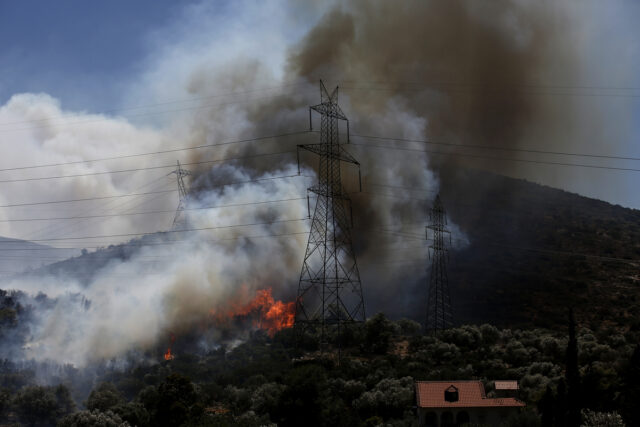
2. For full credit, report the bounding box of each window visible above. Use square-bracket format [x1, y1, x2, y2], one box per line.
[444, 385, 459, 402]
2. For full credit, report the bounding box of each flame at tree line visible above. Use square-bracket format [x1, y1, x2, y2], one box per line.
[211, 287, 295, 337]
[164, 333, 175, 361]
[164, 288, 295, 360]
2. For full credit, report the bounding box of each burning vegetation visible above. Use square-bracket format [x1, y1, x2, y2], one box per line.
[163, 288, 295, 360]
[164, 333, 176, 361]
[209, 287, 295, 337]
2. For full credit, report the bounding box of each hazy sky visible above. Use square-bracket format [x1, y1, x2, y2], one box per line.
[0, 0, 639, 208]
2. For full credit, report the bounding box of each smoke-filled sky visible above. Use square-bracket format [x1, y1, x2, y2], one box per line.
[0, 0, 639, 366]
[1, 0, 639, 209]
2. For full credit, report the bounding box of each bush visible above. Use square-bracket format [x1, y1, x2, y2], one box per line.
[503, 409, 541, 427]
[58, 409, 130, 427]
[250, 382, 285, 414]
[364, 313, 396, 354]
[86, 382, 125, 412]
[353, 376, 414, 419]
[580, 409, 626, 427]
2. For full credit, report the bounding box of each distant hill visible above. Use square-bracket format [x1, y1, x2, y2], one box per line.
[0, 237, 78, 281]
[14, 233, 163, 285]
[441, 169, 640, 331]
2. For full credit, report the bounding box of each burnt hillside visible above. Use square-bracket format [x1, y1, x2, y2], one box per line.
[442, 169, 640, 330]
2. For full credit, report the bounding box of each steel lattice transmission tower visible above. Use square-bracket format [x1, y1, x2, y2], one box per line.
[294, 81, 365, 339]
[170, 160, 192, 230]
[425, 194, 453, 334]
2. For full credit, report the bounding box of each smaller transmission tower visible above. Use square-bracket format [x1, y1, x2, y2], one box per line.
[425, 194, 453, 334]
[170, 160, 191, 230]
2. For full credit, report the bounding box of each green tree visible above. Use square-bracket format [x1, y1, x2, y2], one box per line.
[539, 385, 555, 427]
[566, 308, 581, 427]
[111, 402, 150, 427]
[13, 384, 75, 426]
[364, 313, 395, 354]
[86, 382, 125, 412]
[0, 388, 11, 422]
[275, 364, 326, 427]
[153, 373, 197, 427]
[619, 344, 640, 427]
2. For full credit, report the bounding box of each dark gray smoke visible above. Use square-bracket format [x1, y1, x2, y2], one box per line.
[181, 0, 592, 318]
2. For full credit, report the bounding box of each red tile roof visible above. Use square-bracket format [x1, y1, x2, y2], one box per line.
[415, 381, 526, 408]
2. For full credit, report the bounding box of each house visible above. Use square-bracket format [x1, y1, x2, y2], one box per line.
[415, 380, 525, 426]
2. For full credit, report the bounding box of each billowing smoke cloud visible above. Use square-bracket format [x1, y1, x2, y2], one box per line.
[285, 0, 638, 205]
[0, 0, 635, 366]
[0, 93, 177, 241]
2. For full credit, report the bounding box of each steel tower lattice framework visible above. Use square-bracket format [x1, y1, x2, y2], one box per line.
[171, 160, 191, 230]
[294, 81, 365, 340]
[425, 194, 453, 334]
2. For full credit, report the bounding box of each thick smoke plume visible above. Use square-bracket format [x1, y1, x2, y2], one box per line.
[0, 0, 628, 367]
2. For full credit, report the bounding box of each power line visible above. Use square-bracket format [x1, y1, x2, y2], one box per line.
[349, 141, 640, 173]
[0, 230, 311, 252]
[0, 173, 304, 208]
[341, 82, 640, 98]
[0, 130, 310, 173]
[20, 174, 171, 242]
[0, 195, 307, 222]
[0, 149, 296, 184]
[0, 179, 621, 243]
[0, 223, 636, 267]
[0, 127, 637, 186]
[0, 217, 309, 243]
[351, 133, 640, 162]
[0, 188, 176, 208]
[416, 231, 639, 265]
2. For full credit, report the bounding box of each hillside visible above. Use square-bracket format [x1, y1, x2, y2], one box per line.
[9, 170, 640, 332]
[441, 169, 640, 330]
[0, 237, 78, 280]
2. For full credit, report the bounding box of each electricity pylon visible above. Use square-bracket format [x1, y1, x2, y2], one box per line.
[295, 81, 365, 343]
[170, 160, 191, 230]
[425, 194, 453, 334]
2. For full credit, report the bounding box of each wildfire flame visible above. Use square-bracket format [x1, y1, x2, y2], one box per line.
[210, 288, 295, 336]
[164, 333, 175, 361]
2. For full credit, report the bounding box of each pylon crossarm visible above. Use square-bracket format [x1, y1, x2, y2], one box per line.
[311, 103, 348, 121]
[308, 185, 351, 200]
[297, 143, 360, 166]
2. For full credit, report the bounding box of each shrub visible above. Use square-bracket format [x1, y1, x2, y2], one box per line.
[580, 409, 626, 427]
[58, 409, 130, 427]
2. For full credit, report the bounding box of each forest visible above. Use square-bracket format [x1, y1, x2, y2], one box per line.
[0, 295, 638, 426]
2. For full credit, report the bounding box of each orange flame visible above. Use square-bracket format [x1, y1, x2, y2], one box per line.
[164, 333, 175, 361]
[164, 347, 173, 361]
[210, 288, 295, 336]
